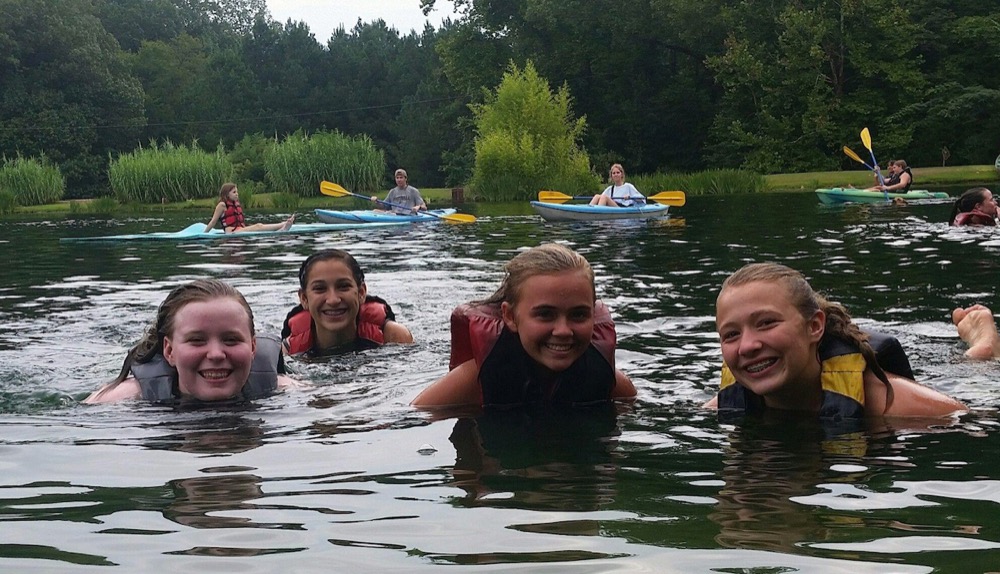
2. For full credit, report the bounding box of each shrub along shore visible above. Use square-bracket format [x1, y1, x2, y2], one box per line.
[2, 164, 994, 216]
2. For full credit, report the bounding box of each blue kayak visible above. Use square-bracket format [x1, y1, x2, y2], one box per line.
[530, 201, 669, 222]
[60, 221, 410, 243]
[314, 208, 457, 224]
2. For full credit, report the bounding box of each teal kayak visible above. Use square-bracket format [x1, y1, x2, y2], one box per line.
[815, 188, 950, 204]
[530, 201, 669, 221]
[314, 208, 457, 224]
[60, 221, 409, 243]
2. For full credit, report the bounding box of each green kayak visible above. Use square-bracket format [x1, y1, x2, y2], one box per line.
[815, 188, 950, 205]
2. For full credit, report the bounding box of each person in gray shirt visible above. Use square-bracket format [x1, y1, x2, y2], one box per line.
[372, 169, 427, 214]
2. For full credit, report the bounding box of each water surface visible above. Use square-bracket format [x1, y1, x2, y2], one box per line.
[2, 192, 999, 572]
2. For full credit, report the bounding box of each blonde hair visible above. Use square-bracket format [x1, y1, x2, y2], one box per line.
[720, 263, 894, 404]
[478, 243, 595, 307]
[609, 163, 626, 181]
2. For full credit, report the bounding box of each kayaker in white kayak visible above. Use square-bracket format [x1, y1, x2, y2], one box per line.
[371, 168, 427, 214]
[589, 163, 646, 207]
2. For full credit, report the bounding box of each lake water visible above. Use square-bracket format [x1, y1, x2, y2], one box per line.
[2, 191, 1000, 572]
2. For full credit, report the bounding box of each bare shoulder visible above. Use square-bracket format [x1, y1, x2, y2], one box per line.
[612, 369, 637, 399]
[384, 321, 414, 344]
[865, 371, 967, 418]
[83, 378, 142, 404]
[411, 360, 481, 407]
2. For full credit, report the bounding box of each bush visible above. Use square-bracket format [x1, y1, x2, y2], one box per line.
[109, 140, 232, 204]
[469, 61, 598, 201]
[0, 155, 65, 206]
[230, 133, 274, 186]
[266, 130, 384, 197]
[0, 189, 16, 214]
[270, 192, 301, 210]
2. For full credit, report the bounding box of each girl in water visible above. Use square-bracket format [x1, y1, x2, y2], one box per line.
[949, 187, 997, 226]
[705, 262, 965, 419]
[86, 279, 297, 404]
[281, 249, 413, 357]
[204, 183, 295, 233]
[412, 243, 636, 408]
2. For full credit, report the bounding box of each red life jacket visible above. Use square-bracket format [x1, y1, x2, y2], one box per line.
[448, 300, 618, 406]
[281, 296, 392, 356]
[221, 199, 245, 229]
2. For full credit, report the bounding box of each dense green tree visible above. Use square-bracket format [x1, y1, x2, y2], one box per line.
[0, 0, 144, 195]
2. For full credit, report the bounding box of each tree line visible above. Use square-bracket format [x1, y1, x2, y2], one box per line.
[1, 0, 996, 197]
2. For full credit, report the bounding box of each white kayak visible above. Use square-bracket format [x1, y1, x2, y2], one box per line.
[529, 201, 669, 222]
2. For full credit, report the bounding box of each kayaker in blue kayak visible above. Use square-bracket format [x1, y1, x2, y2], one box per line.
[204, 183, 295, 233]
[412, 243, 636, 408]
[371, 168, 427, 214]
[704, 262, 966, 420]
[282, 249, 414, 357]
[85, 279, 299, 404]
[589, 163, 646, 207]
[949, 187, 997, 226]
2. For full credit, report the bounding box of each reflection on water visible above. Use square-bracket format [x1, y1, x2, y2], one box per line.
[2, 193, 1000, 571]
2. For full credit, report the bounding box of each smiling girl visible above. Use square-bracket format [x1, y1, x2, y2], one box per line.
[85, 279, 297, 404]
[281, 249, 413, 357]
[705, 263, 965, 419]
[412, 243, 635, 408]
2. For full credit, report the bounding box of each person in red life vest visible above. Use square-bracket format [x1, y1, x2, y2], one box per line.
[282, 249, 413, 357]
[204, 183, 295, 233]
[412, 243, 636, 408]
[85, 279, 299, 404]
[949, 187, 998, 226]
[704, 262, 966, 420]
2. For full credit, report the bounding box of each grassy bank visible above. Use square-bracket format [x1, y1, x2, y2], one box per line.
[765, 164, 996, 191]
[6, 164, 997, 216]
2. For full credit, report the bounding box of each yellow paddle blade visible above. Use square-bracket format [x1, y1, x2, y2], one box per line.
[648, 191, 686, 206]
[842, 146, 866, 165]
[538, 190, 573, 203]
[320, 181, 350, 197]
[860, 127, 873, 152]
[441, 212, 477, 223]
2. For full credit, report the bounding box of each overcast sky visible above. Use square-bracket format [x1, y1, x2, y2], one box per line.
[265, 0, 458, 41]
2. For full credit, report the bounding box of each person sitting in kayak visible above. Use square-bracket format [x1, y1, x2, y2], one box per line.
[412, 243, 636, 408]
[282, 249, 414, 357]
[875, 159, 913, 193]
[371, 168, 427, 214]
[949, 187, 997, 226]
[589, 163, 646, 207]
[704, 262, 966, 421]
[862, 160, 899, 190]
[85, 279, 300, 404]
[204, 183, 295, 233]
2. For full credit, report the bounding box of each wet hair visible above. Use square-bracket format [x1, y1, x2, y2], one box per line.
[109, 279, 254, 386]
[719, 262, 894, 408]
[609, 163, 626, 181]
[478, 243, 595, 307]
[219, 182, 237, 202]
[949, 187, 992, 225]
[297, 249, 365, 290]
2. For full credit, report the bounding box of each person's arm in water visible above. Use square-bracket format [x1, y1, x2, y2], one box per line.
[412, 360, 483, 407]
[384, 321, 414, 344]
[84, 379, 142, 404]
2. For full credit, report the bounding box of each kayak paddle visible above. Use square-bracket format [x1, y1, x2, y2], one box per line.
[842, 146, 874, 170]
[860, 127, 889, 202]
[320, 181, 476, 223]
[538, 190, 686, 206]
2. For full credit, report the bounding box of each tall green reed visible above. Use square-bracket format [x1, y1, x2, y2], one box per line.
[109, 140, 233, 203]
[633, 169, 766, 196]
[266, 130, 385, 196]
[0, 155, 65, 206]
